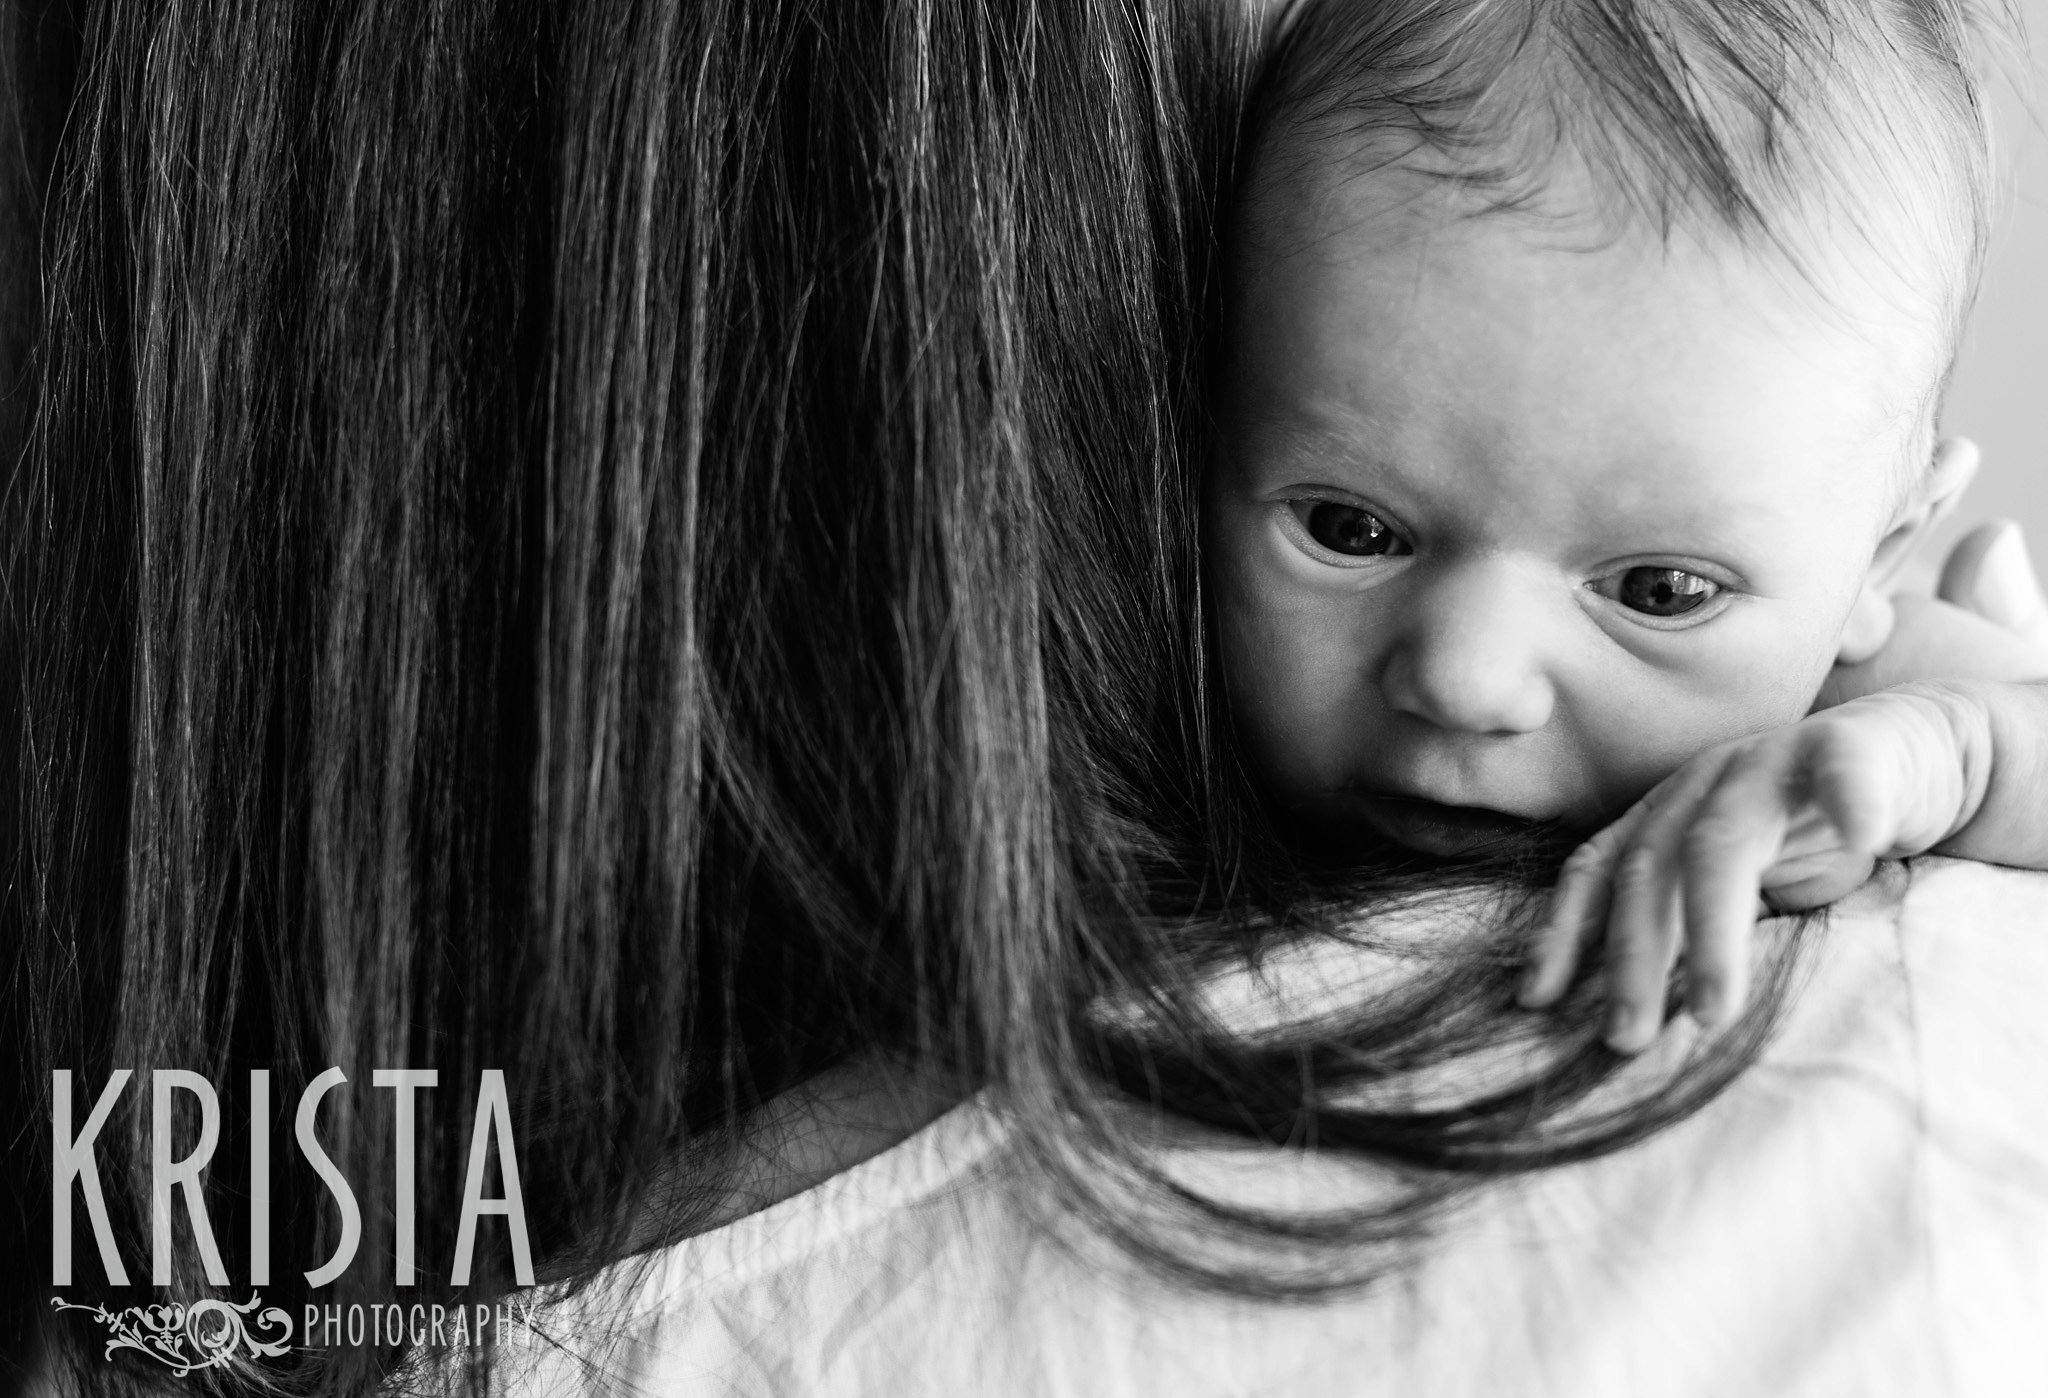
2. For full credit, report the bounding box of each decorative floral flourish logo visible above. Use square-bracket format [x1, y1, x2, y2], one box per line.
[51, 1295, 294, 1376]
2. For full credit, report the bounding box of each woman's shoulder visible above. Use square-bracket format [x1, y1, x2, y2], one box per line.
[1895, 852, 2048, 965]
[1860, 855, 2048, 1148]
[1885, 856, 2048, 1319]
[486, 858, 2048, 1398]
[481, 1094, 1024, 1394]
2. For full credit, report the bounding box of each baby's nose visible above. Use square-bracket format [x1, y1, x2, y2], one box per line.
[1378, 559, 1557, 736]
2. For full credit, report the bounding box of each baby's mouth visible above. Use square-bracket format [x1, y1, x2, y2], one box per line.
[1339, 791, 1542, 859]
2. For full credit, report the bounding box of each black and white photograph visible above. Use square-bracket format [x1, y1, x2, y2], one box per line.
[10, 0, 2048, 1393]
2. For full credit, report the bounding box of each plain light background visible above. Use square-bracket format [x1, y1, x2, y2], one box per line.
[1937, 0, 2048, 557]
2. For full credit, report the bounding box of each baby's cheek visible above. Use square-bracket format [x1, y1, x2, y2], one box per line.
[1215, 593, 1368, 802]
[1207, 518, 1324, 790]
[1219, 610, 1329, 796]
[1577, 641, 1837, 816]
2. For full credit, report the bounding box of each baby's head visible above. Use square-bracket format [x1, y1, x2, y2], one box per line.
[1211, 0, 1995, 854]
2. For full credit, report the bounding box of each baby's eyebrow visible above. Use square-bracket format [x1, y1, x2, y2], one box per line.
[1242, 409, 1401, 478]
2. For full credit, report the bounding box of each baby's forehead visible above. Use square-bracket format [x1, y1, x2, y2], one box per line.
[1222, 154, 1942, 563]
[1234, 130, 1957, 449]
[1254, 120, 1955, 314]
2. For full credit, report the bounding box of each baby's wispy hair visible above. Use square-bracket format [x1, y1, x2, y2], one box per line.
[1246, 0, 2008, 348]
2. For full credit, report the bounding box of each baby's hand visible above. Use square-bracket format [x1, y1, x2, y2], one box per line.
[1517, 688, 1980, 1053]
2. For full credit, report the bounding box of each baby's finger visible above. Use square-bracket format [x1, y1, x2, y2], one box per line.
[1521, 835, 1618, 1007]
[1523, 799, 1654, 1007]
[1677, 755, 1794, 1030]
[1594, 755, 1740, 1051]
[1764, 707, 1912, 908]
[1603, 841, 1685, 1053]
[1760, 848, 1878, 912]
[1799, 719, 1897, 857]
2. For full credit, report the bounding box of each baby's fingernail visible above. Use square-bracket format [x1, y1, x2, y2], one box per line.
[1604, 1005, 1645, 1051]
[1690, 987, 1724, 1026]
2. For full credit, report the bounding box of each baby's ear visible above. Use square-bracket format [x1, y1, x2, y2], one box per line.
[1870, 436, 1980, 586]
[1838, 437, 1980, 666]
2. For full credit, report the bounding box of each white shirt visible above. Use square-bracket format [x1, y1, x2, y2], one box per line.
[486, 858, 2048, 1397]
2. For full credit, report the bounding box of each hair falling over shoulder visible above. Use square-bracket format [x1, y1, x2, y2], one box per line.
[4, 1, 1815, 1394]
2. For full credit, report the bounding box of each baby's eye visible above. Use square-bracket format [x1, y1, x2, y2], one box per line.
[1609, 567, 1720, 617]
[1290, 500, 1410, 558]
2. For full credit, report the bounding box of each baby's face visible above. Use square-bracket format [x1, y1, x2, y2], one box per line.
[1213, 173, 1941, 855]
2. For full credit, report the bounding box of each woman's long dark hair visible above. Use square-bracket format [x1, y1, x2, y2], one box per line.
[8, 1, 1812, 1394]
